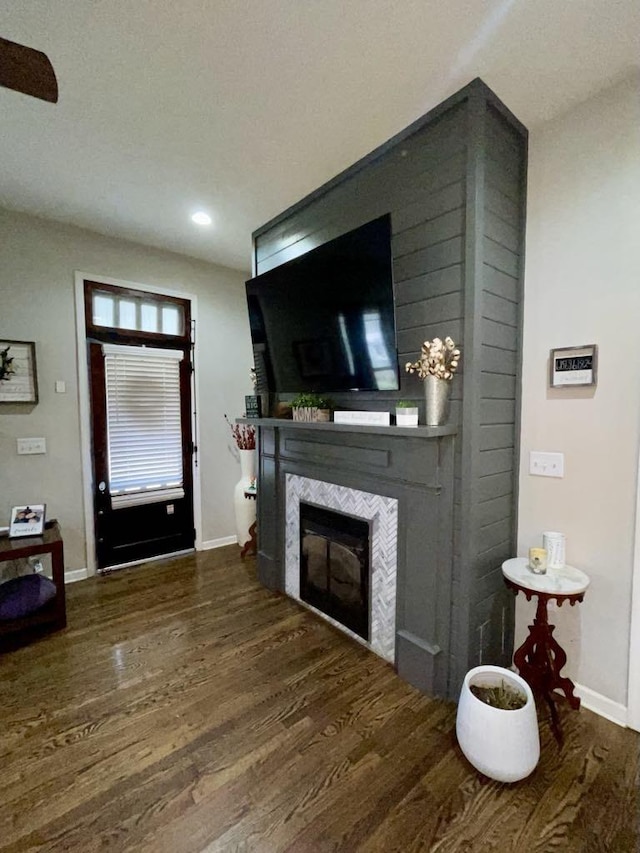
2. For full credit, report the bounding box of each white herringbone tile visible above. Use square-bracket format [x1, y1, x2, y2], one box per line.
[284, 474, 398, 663]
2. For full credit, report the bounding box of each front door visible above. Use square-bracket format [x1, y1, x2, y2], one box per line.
[85, 281, 195, 570]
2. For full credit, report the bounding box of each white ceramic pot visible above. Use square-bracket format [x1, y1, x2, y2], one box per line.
[396, 408, 419, 427]
[456, 665, 540, 783]
[233, 449, 256, 547]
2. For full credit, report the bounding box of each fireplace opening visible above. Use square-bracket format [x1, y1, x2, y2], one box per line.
[300, 502, 370, 640]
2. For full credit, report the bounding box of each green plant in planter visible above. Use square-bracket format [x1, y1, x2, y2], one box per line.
[396, 400, 417, 409]
[291, 392, 332, 410]
[470, 680, 526, 710]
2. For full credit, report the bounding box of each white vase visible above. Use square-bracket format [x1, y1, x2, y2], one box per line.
[233, 448, 256, 548]
[456, 665, 540, 783]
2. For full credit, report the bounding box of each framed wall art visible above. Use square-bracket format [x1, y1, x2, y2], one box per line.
[0, 340, 39, 404]
[550, 344, 598, 388]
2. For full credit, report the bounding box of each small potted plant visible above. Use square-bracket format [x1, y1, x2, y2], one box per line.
[395, 400, 418, 427]
[291, 393, 332, 423]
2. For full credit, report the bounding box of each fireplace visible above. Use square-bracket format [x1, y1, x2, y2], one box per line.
[285, 474, 398, 664]
[300, 502, 370, 641]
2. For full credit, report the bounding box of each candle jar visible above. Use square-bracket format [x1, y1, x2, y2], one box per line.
[528, 547, 548, 574]
[543, 531, 566, 569]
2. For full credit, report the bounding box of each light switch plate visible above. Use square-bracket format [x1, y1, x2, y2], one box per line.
[529, 451, 564, 478]
[17, 437, 47, 455]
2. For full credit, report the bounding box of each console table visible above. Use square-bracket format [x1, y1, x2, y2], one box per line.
[0, 522, 66, 649]
[502, 557, 589, 735]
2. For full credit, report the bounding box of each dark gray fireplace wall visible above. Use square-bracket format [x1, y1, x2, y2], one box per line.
[251, 79, 527, 701]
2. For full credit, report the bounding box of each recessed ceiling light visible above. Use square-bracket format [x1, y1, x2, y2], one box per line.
[191, 211, 212, 226]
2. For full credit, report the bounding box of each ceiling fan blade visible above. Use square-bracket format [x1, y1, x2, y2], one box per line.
[0, 36, 58, 103]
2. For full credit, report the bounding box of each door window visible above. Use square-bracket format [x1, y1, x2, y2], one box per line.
[103, 345, 185, 509]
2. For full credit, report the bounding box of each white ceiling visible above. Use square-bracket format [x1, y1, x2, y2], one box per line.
[1, 1, 638, 272]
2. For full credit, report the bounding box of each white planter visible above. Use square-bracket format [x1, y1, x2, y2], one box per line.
[396, 407, 418, 427]
[233, 448, 256, 548]
[456, 665, 540, 783]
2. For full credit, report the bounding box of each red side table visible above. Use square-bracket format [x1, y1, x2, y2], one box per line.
[502, 557, 589, 734]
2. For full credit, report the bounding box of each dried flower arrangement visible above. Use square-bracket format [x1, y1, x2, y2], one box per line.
[225, 415, 256, 450]
[405, 336, 461, 381]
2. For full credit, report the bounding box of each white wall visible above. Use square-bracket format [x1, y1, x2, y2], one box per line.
[518, 74, 640, 710]
[0, 209, 253, 570]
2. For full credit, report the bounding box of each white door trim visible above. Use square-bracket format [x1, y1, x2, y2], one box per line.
[628, 441, 640, 731]
[74, 272, 203, 576]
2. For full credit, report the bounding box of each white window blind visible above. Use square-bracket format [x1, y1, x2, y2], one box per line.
[102, 345, 185, 509]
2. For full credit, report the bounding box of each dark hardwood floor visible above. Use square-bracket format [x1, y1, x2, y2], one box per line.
[0, 547, 638, 852]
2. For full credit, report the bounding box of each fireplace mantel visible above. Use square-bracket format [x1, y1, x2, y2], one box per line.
[238, 417, 456, 439]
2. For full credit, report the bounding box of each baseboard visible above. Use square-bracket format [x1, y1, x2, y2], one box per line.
[64, 568, 89, 584]
[574, 683, 628, 728]
[199, 535, 238, 551]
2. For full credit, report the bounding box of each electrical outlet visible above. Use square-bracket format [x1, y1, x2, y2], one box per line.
[17, 437, 47, 455]
[529, 451, 564, 478]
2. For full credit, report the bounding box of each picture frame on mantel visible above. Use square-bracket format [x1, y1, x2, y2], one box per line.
[0, 340, 39, 404]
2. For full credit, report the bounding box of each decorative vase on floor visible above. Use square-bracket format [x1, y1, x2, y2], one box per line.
[456, 665, 540, 783]
[424, 374, 450, 426]
[233, 448, 256, 548]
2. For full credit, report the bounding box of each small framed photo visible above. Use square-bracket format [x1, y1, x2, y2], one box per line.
[0, 340, 39, 404]
[550, 344, 597, 388]
[9, 504, 46, 538]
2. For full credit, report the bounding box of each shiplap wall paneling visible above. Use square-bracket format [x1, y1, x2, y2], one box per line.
[251, 80, 528, 701]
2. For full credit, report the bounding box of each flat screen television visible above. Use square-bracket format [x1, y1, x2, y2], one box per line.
[246, 214, 399, 394]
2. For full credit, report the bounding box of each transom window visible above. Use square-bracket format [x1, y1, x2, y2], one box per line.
[91, 290, 185, 336]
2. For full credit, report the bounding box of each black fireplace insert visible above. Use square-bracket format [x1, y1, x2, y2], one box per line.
[299, 502, 370, 640]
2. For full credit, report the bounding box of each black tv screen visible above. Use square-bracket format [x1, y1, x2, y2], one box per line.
[246, 215, 399, 394]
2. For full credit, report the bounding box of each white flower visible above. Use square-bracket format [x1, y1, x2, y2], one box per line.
[405, 335, 461, 381]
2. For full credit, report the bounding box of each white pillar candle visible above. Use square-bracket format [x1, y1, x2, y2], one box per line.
[543, 532, 566, 569]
